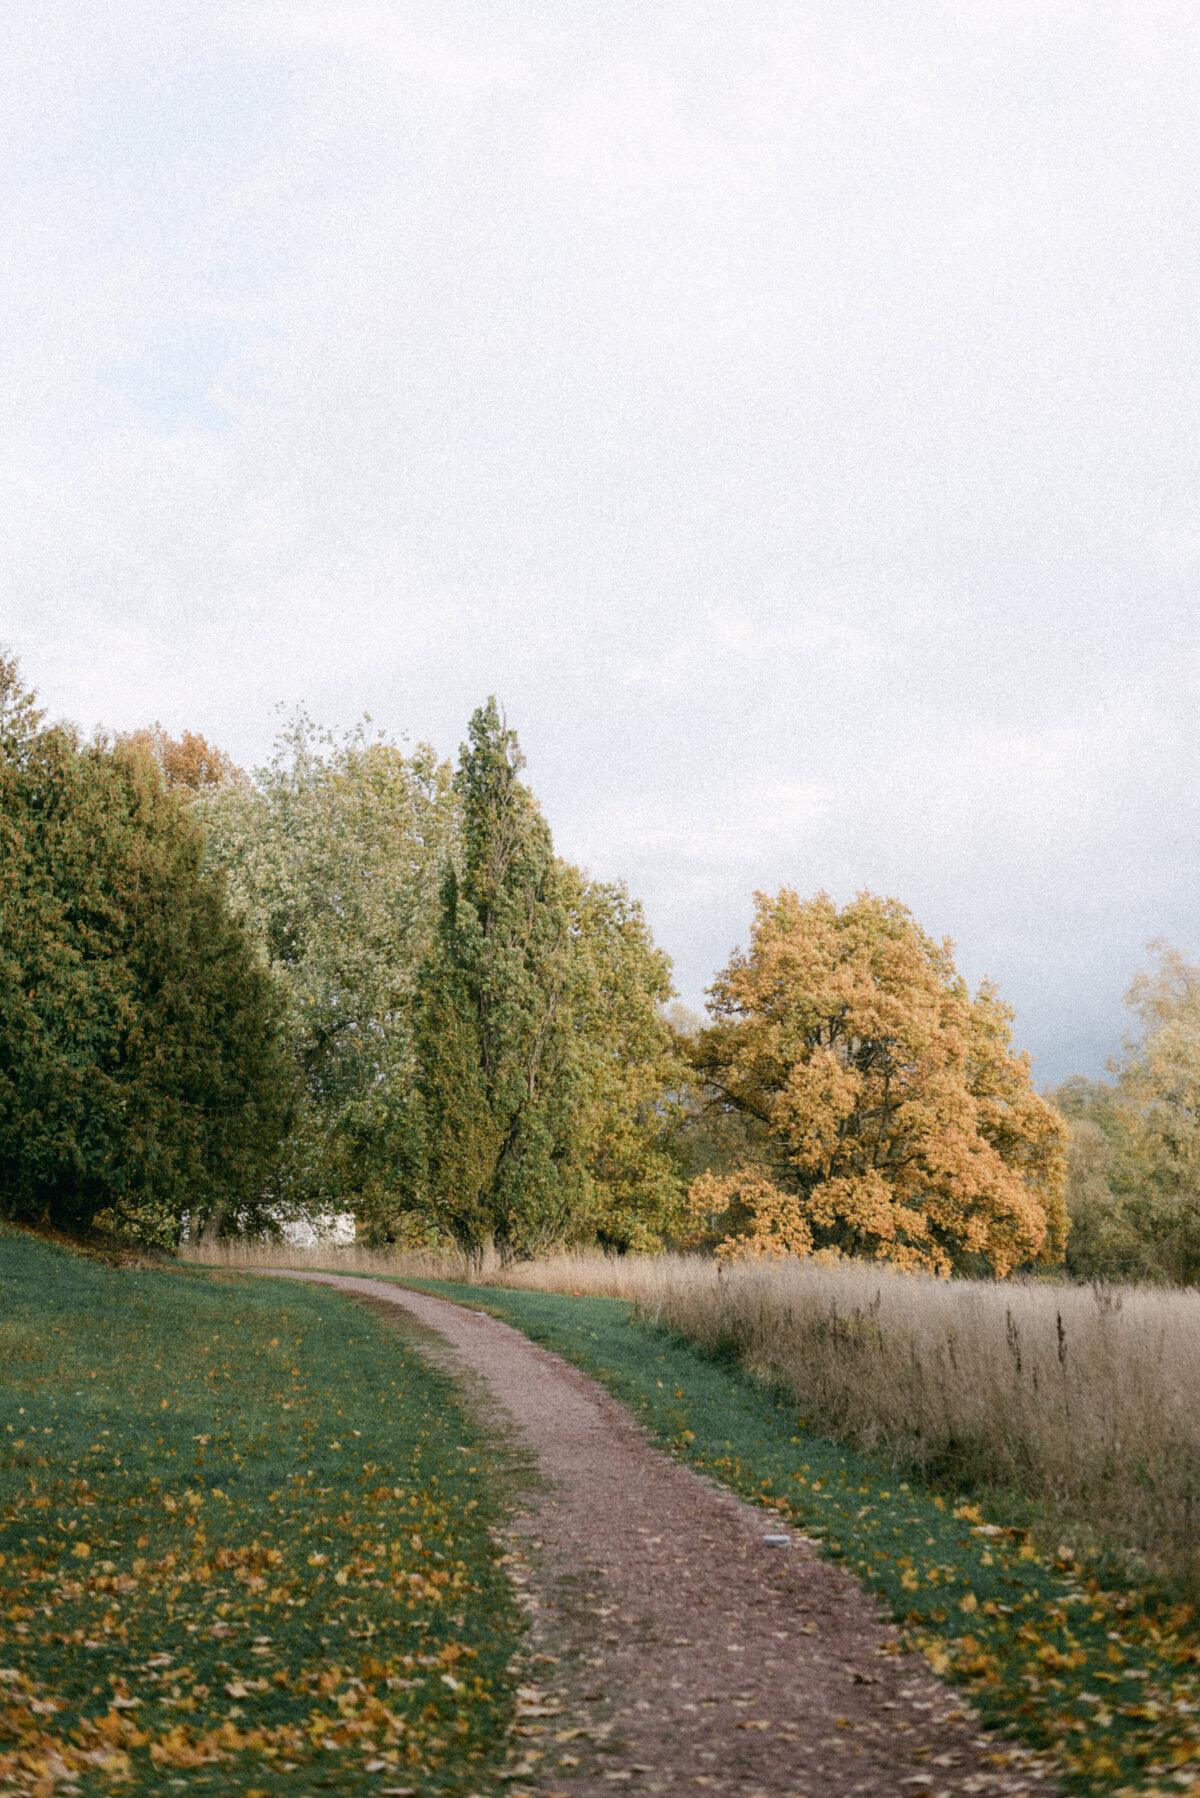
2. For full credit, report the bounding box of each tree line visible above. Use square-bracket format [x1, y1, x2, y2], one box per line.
[3, 649, 1193, 1279]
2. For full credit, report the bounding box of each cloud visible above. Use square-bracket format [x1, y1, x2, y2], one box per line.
[232, 2, 519, 102]
[4, 0, 1200, 1083]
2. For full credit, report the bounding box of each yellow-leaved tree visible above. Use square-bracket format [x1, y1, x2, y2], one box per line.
[688, 890, 1068, 1275]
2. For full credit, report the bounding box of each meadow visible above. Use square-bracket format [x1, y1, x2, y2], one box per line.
[406, 1278, 1200, 1798]
[195, 1240, 1200, 1593]
[0, 1229, 522, 1798]
[14, 1229, 1200, 1796]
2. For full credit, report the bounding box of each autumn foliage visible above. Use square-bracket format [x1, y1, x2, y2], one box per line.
[688, 890, 1068, 1275]
[120, 721, 244, 792]
[0, 642, 1076, 1270]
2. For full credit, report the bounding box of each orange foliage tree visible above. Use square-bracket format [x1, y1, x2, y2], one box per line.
[121, 723, 243, 793]
[688, 890, 1068, 1275]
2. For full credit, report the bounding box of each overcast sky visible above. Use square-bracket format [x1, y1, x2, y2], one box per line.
[5, 0, 1199, 1084]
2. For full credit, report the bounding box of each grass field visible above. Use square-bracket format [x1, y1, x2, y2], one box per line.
[197, 1242, 1200, 1594]
[0, 1229, 523, 1798]
[399, 1278, 1200, 1798]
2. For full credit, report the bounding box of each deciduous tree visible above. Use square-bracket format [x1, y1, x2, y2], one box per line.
[566, 871, 688, 1251]
[199, 713, 458, 1233]
[1057, 944, 1200, 1283]
[120, 722, 243, 793]
[689, 889, 1067, 1275]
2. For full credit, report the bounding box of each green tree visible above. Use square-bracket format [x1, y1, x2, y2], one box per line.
[565, 871, 688, 1250]
[0, 656, 290, 1245]
[415, 702, 582, 1261]
[199, 713, 458, 1236]
[1056, 945, 1200, 1283]
[414, 701, 689, 1261]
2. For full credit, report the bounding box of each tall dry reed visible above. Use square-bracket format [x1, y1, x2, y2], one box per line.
[188, 1239, 1200, 1585]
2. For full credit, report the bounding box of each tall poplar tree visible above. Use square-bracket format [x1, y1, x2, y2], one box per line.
[415, 701, 587, 1260]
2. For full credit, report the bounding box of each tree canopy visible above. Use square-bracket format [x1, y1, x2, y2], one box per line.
[4, 642, 1092, 1275]
[0, 657, 291, 1244]
[1056, 944, 1200, 1283]
[198, 702, 686, 1253]
[564, 870, 686, 1251]
[199, 713, 459, 1234]
[414, 701, 687, 1260]
[119, 722, 244, 793]
[688, 889, 1068, 1276]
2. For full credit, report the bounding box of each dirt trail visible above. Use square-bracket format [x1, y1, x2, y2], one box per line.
[267, 1272, 1054, 1798]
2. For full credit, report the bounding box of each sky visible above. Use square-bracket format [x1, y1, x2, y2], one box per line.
[4, 0, 1199, 1085]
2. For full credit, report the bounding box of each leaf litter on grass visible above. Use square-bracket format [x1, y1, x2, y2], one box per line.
[412, 1279, 1200, 1798]
[0, 1230, 523, 1797]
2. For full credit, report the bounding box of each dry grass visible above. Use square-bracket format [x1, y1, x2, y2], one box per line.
[185, 1237, 475, 1280]
[189, 1238, 1200, 1586]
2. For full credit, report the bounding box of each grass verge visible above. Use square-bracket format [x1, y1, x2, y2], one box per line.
[0, 1229, 522, 1798]
[410, 1279, 1200, 1798]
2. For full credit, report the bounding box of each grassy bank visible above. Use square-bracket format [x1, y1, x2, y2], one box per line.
[196, 1242, 1200, 1592]
[0, 1229, 522, 1797]
[397, 1278, 1200, 1798]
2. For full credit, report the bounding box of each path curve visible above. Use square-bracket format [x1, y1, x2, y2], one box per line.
[267, 1272, 1053, 1798]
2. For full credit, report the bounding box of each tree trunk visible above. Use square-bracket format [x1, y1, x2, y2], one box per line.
[201, 1202, 227, 1246]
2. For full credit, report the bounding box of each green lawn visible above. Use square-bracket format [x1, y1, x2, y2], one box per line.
[0, 1232, 522, 1797]
[10, 1236, 1199, 1798]
[412, 1279, 1200, 1798]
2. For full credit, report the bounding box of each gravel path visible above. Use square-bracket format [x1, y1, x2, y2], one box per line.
[267, 1273, 1055, 1798]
